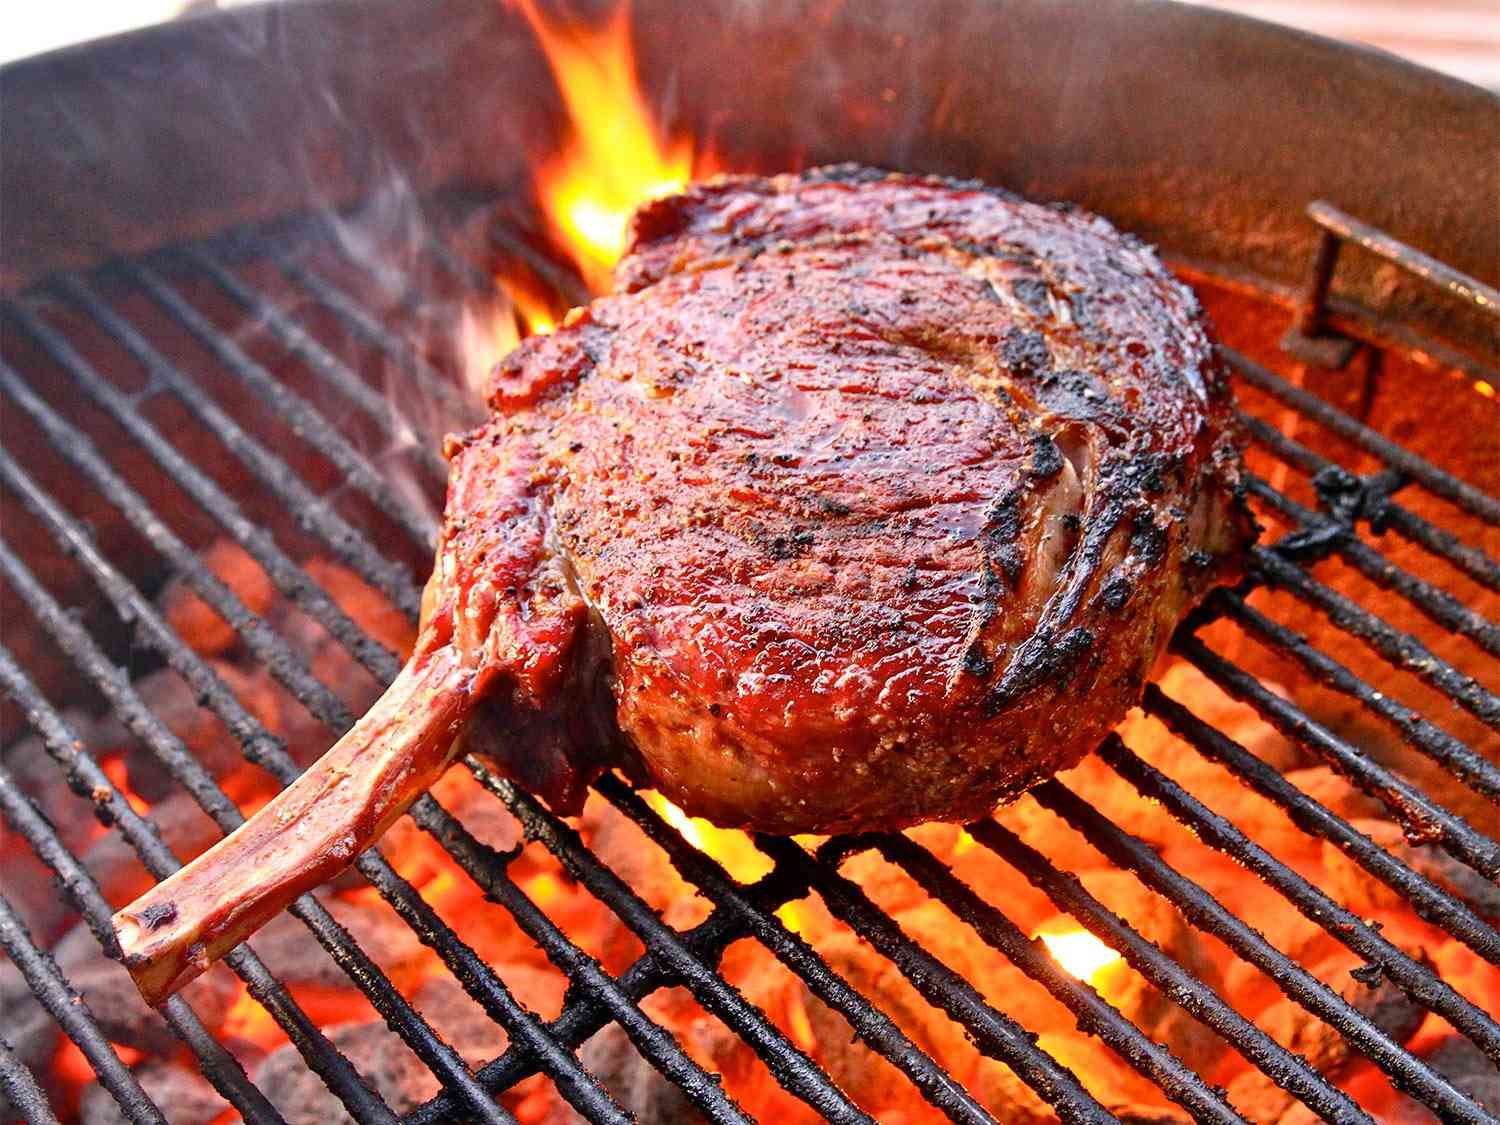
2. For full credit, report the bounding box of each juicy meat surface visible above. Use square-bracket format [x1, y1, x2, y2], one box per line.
[115, 168, 1254, 1002]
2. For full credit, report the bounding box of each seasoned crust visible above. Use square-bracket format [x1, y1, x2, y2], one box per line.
[112, 168, 1258, 1006]
[454, 167, 1256, 832]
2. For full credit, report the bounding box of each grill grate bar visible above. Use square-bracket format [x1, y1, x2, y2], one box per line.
[0, 431, 635, 1123]
[1183, 632, 1500, 881]
[378, 795, 637, 1125]
[125, 263, 441, 548]
[1165, 645, 1500, 965]
[0, 353, 636, 1121]
[862, 832, 1247, 1123]
[0, 1033, 61, 1125]
[485, 769, 878, 1125]
[415, 774, 757, 1125]
[0, 644, 403, 1124]
[48, 275, 425, 620]
[179, 247, 450, 485]
[1249, 481, 1500, 674]
[1040, 743, 1494, 1119]
[0, 533, 519, 1125]
[1218, 585, 1500, 804]
[961, 819, 1373, 1125]
[771, 837, 1122, 1125]
[1138, 688, 1500, 1060]
[266, 248, 481, 429]
[0, 348, 355, 744]
[0, 761, 287, 1124]
[1239, 411, 1500, 594]
[1223, 348, 1500, 526]
[0, 891, 166, 1125]
[593, 773, 999, 1125]
[405, 907, 753, 1124]
[2, 203, 1495, 1122]
[3, 302, 418, 659]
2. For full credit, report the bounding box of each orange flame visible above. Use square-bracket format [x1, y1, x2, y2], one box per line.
[513, 0, 701, 295]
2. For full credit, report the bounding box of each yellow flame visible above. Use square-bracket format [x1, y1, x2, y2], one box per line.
[516, 0, 694, 293]
[777, 901, 808, 935]
[647, 792, 773, 883]
[1475, 380, 1496, 399]
[1037, 927, 1124, 986]
[511, 285, 557, 336]
[649, 791, 705, 850]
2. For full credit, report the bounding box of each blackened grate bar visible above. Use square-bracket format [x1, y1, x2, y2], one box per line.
[1, 198, 1498, 1125]
[0, 1033, 63, 1125]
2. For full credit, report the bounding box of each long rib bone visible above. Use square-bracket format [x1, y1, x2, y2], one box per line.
[112, 645, 475, 1006]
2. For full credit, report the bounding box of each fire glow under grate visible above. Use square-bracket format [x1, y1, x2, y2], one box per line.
[0, 179, 1498, 1125]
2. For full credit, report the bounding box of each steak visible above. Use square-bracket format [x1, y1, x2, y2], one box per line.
[115, 167, 1255, 1003]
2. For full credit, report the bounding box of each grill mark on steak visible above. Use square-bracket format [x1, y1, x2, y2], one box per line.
[114, 167, 1256, 1004]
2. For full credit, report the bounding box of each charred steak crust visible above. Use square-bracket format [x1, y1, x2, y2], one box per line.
[112, 167, 1255, 1004]
[448, 166, 1255, 833]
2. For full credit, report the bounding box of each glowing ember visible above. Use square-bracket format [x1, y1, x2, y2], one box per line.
[100, 755, 149, 816]
[513, 0, 698, 294]
[1037, 926, 1124, 985]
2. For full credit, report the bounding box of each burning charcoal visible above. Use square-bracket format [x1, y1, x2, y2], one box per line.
[0, 965, 58, 1073]
[1112, 1108, 1193, 1124]
[302, 559, 416, 659]
[975, 1036, 1183, 1125]
[1259, 947, 1429, 1069]
[839, 849, 928, 916]
[411, 963, 566, 1070]
[1229, 948, 1427, 1123]
[1183, 833, 1388, 1022]
[1077, 871, 1223, 1073]
[1226, 1069, 1298, 1125]
[1280, 768, 1385, 822]
[434, 768, 523, 854]
[3, 717, 101, 854]
[0, 857, 69, 948]
[81, 792, 220, 905]
[274, 559, 417, 718]
[555, 1021, 705, 1125]
[255, 1021, 441, 1122]
[797, 927, 980, 1117]
[1150, 662, 1303, 773]
[993, 795, 1112, 874]
[1200, 766, 1391, 869]
[80, 1063, 225, 1125]
[100, 666, 266, 794]
[1055, 751, 1197, 855]
[159, 539, 276, 659]
[840, 825, 962, 917]
[411, 975, 508, 1069]
[1323, 818, 1500, 922]
[945, 837, 1071, 939]
[1425, 1037, 1500, 1115]
[249, 896, 426, 989]
[1041, 1034, 1181, 1114]
[60, 949, 235, 1053]
[582, 797, 691, 913]
[374, 770, 522, 884]
[972, 1056, 1054, 1123]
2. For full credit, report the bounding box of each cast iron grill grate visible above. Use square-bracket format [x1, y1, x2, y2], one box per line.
[0, 193, 1496, 1124]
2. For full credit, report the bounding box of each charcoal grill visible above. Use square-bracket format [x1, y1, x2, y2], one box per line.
[2, 1, 1498, 1121]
